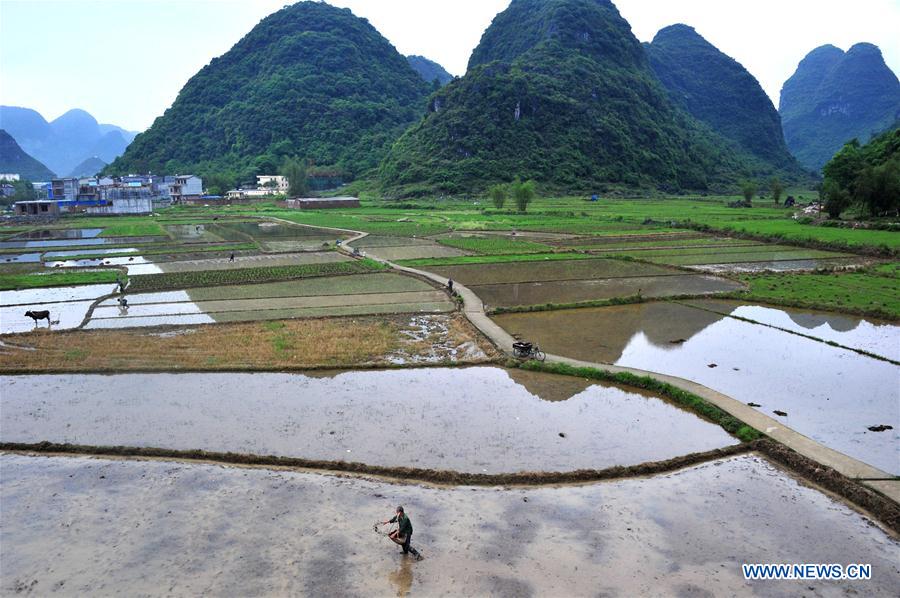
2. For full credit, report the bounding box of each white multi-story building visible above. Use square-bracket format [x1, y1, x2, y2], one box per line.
[256, 175, 289, 194]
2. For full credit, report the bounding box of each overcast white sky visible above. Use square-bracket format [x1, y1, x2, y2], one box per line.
[1, 0, 898, 131]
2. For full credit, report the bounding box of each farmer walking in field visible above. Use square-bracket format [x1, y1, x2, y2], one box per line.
[381, 506, 422, 559]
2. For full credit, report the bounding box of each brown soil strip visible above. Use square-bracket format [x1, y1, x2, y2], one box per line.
[0, 313, 496, 373]
[0, 441, 751, 487]
[3, 439, 895, 533]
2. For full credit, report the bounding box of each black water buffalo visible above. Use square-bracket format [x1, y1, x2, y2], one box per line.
[25, 310, 51, 324]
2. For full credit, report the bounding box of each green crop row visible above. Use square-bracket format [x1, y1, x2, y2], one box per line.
[436, 236, 554, 255]
[127, 258, 386, 292]
[0, 270, 122, 290]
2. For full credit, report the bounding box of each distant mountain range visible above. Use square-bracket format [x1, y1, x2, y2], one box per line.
[406, 55, 453, 86]
[645, 24, 803, 175]
[380, 0, 805, 195]
[68, 156, 109, 178]
[0, 106, 137, 178]
[0, 129, 56, 181]
[95, 0, 899, 194]
[779, 43, 900, 171]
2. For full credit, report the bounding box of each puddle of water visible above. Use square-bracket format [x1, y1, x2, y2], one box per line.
[10, 228, 102, 240]
[0, 367, 737, 472]
[472, 275, 741, 308]
[83, 313, 217, 329]
[123, 262, 164, 275]
[1, 454, 896, 596]
[689, 299, 900, 362]
[495, 303, 900, 474]
[1, 284, 117, 307]
[0, 253, 41, 263]
[43, 248, 139, 258]
[164, 224, 225, 242]
[693, 257, 868, 273]
[44, 255, 152, 269]
[0, 237, 113, 249]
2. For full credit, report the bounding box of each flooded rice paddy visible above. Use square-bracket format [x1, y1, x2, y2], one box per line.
[1, 453, 897, 596]
[0, 228, 162, 249]
[427, 258, 742, 308]
[0, 284, 117, 334]
[495, 301, 900, 474]
[693, 299, 900, 362]
[212, 221, 348, 251]
[1, 367, 737, 472]
[472, 274, 739, 308]
[350, 235, 470, 260]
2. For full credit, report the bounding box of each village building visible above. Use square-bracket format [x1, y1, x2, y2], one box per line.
[285, 196, 360, 210]
[13, 199, 61, 216]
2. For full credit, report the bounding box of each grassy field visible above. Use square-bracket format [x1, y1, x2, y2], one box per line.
[0, 270, 121, 290]
[98, 222, 167, 237]
[0, 314, 493, 372]
[733, 269, 900, 320]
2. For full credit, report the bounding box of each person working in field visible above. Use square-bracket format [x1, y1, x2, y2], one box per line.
[381, 506, 422, 559]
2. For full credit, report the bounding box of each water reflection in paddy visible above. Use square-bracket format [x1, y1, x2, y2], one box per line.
[1, 367, 738, 473]
[2, 454, 897, 596]
[495, 302, 900, 474]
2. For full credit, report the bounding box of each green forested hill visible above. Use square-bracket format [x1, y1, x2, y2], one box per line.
[407, 55, 453, 86]
[779, 43, 900, 171]
[645, 25, 805, 177]
[0, 129, 55, 180]
[379, 0, 764, 196]
[107, 2, 430, 180]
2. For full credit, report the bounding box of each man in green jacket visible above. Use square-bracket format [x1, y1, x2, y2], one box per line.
[382, 506, 422, 559]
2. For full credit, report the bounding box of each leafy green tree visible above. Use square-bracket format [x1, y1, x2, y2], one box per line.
[488, 184, 507, 209]
[741, 181, 757, 202]
[821, 179, 850, 218]
[770, 178, 784, 205]
[855, 157, 900, 216]
[204, 172, 234, 196]
[280, 156, 308, 197]
[510, 178, 536, 212]
[823, 139, 864, 194]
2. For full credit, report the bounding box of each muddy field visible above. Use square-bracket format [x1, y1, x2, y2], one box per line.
[80, 273, 454, 329]
[0, 314, 491, 372]
[0, 367, 737, 473]
[474, 274, 740, 308]
[426, 258, 742, 308]
[427, 258, 676, 286]
[495, 302, 900, 474]
[1, 454, 897, 596]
